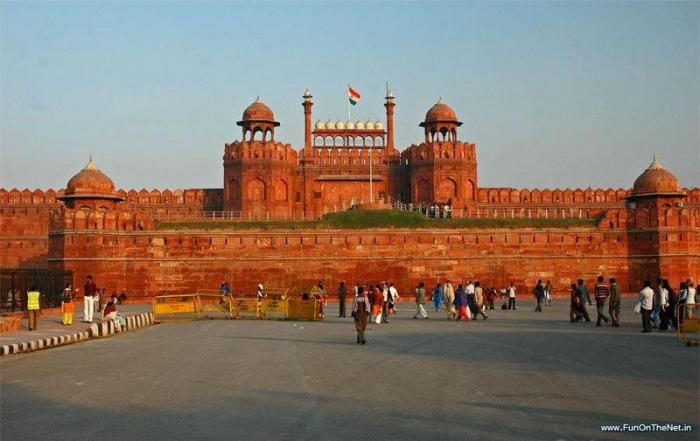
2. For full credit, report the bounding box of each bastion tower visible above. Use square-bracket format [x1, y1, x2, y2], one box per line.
[223, 98, 298, 214]
[401, 100, 477, 209]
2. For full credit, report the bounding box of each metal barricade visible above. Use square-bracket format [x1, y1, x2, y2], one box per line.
[677, 304, 700, 346]
[152, 294, 200, 322]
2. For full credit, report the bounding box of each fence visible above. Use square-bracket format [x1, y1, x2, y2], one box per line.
[152, 291, 322, 322]
[0, 268, 73, 313]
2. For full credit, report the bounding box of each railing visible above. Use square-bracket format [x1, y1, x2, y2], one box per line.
[390, 200, 601, 220]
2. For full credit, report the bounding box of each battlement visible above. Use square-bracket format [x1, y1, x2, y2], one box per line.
[224, 140, 298, 163]
[0, 188, 63, 206]
[477, 186, 700, 206]
[401, 141, 477, 162]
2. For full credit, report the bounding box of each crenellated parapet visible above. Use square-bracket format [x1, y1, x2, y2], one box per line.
[477, 187, 630, 205]
[401, 141, 477, 162]
[0, 188, 64, 206]
[224, 140, 298, 163]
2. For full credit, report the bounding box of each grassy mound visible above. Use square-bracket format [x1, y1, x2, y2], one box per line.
[155, 209, 597, 231]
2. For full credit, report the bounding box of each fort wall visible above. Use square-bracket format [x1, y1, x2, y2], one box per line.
[45, 205, 699, 299]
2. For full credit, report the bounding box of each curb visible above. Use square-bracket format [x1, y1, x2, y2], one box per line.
[0, 312, 154, 357]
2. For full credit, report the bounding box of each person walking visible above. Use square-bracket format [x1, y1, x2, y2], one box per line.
[657, 280, 670, 331]
[507, 283, 517, 310]
[465, 281, 477, 317]
[413, 282, 428, 319]
[594, 276, 610, 327]
[337, 281, 347, 318]
[444, 280, 456, 319]
[576, 279, 592, 322]
[352, 287, 371, 345]
[665, 279, 678, 330]
[388, 282, 399, 315]
[569, 283, 584, 322]
[26, 285, 41, 331]
[533, 280, 544, 312]
[369, 285, 383, 324]
[639, 280, 654, 333]
[61, 282, 74, 326]
[83, 275, 97, 323]
[608, 278, 621, 327]
[380, 282, 390, 323]
[473, 282, 488, 320]
[432, 282, 443, 313]
[454, 284, 471, 321]
[544, 280, 553, 306]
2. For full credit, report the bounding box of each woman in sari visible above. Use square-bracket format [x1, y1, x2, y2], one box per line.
[61, 283, 74, 325]
[570, 283, 584, 323]
[454, 284, 471, 321]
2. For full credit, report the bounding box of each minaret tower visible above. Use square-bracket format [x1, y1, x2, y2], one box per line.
[302, 89, 313, 161]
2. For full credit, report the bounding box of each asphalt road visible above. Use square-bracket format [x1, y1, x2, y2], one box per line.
[1, 298, 698, 441]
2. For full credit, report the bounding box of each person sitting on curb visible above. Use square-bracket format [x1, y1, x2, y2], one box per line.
[102, 301, 125, 332]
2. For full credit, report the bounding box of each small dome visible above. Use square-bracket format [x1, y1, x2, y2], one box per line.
[315, 120, 325, 130]
[326, 119, 335, 130]
[335, 121, 345, 130]
[631, 156, 684, 197]
[374, 120, 384, 130]
[355, 120, 365, 130]
[241, 97, 275, 122]
[346, 120, 355, 130]
[60, 156, 123, 202]
[365, 120, 374, 130]
[420, 98, 462, 128]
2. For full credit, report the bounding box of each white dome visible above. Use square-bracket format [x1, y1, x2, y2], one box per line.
[374, 120, 384, 130]
[365, 120, 374, 130]
[315, 120, 325, 130]
[355, 120, 365, 130]
[335, 120, 345, 130]
[346, 120, 355, 130]
[326, 119, 335, 130]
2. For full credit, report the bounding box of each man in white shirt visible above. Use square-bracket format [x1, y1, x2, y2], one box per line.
[507, 283, 517, 310]
[639, 280, 654, 333]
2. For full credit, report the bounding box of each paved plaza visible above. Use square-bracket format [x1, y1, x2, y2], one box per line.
[1, 298, 698, 441]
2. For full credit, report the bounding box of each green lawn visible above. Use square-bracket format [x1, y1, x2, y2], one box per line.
[155, 209, 597, 231]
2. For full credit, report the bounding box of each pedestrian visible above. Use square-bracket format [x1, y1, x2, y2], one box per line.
[544, 280, 553, 306]
[487, 287, 496, 311]
[443, 280, 456, 319]
[576, 279, 592, 322]
[311, 281, 326, 318]
[352, 286, 371, 345]
[465, 280, 477, 317]
[658, 280, 670, 331]
[665, 280, 678, 330]
[570, 283, 584, 323]
[370, 285, 383, 324]
[26, 285, 41, 331]
[413, 281, 428, 319]
[639, 280, 654, 333]
[388, 282, 399, 314]
[473, 282, 488, 320]
[507, 283, 517, 310]
[381, 282, 389, 323]
[608, 278, 621, 327]
[337, 281, 347, 318]
[83, 275, 97, 323]
[454, 284, 471, 321]
[61, 282, 74, 326]
[593, 276, 610, 327]
[432, 281, 443, 313]
[533, 280, 544, 312]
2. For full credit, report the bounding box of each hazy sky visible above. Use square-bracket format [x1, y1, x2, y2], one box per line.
[1, 1, 698, 191]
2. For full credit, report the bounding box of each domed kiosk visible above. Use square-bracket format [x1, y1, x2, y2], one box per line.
[58, 156, 124, 209]
[419, 99, 462, 142]
[236, 97, 280, 142]
[626, 156, 686, 209]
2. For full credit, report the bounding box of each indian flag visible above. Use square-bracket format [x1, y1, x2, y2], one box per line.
[348, 86, 361, 106]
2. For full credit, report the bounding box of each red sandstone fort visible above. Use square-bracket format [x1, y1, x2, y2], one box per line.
[1, 92, 698, 297]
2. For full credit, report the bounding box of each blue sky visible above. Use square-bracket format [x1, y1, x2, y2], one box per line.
[1, 1, 698, 191]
